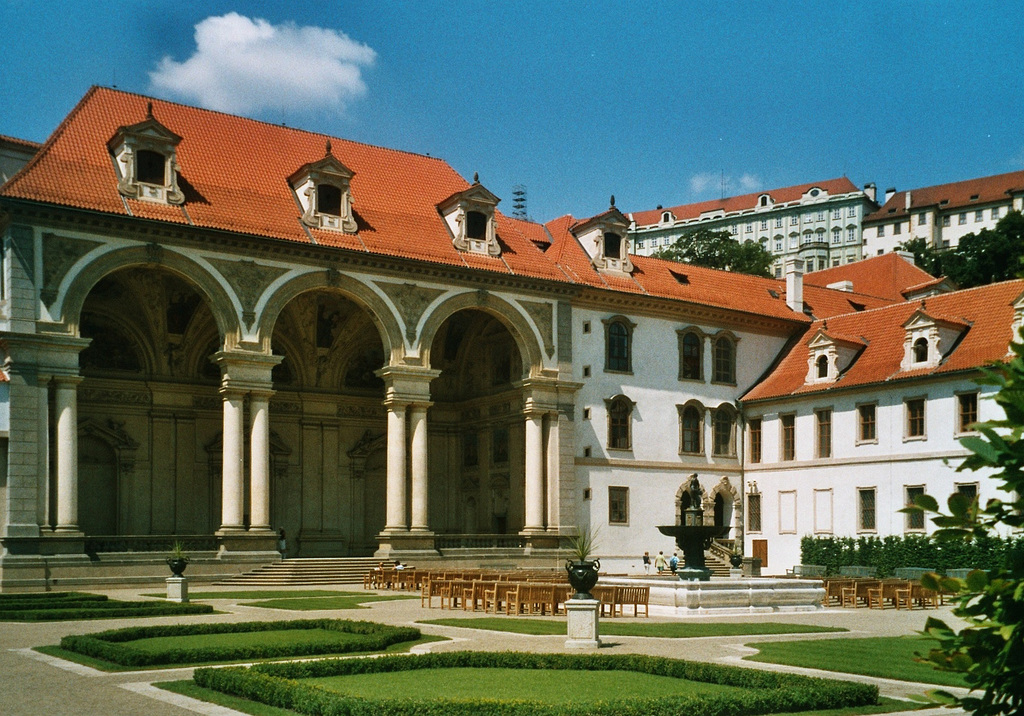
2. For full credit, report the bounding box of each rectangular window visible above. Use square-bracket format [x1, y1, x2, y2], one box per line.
[774, 240, 782, 252]
[746, 223, 753, 233]
[858, 404, 877, 442]
[955, 482, 978, 507]
[847, 228, 855, 242]
[877, 224, 885, 237]
[635, 240, 644, 249]
[831, 229, 841, 244]
[959, 212, 967, 225]
[992, 207, 1001, 219]
[775, 217, 783, 228]
[975, 210, 984, 222]
[747, 493, 762, 532]
[919, 213, 928, 225]
[760, 219, 768, 230]
[858, 488, 876, 531]
[781, 413, 796, 461]
[942, 215, 951, 227]
[832, 208, 841, 219]
[749, 417, 762, 464]
[906, 398, 926, 439]
[957, 392, 978, 433]
[608, 486, 629, 524]
[893, 222, 902, 235]
[730, 225, 738, 235]
[906, 485, 925, 530]
[817, 210, 825, 221]
[848, 206, 856, 217]
[815, 408, 832, 458]
[790, 215, 798, 225]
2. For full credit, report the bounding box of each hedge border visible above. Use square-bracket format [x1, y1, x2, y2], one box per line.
[3, 602, 214, 621]
[194, 651, 879, 716]
[60, 618, 420, 667]
[801, 534, 1024, 577]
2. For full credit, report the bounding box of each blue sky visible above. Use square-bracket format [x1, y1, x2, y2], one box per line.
[2, 1, 1022, 223]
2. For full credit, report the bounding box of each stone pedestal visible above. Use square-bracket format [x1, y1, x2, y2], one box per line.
[565, 598, 601, 649]
[729, 568, 743, 579]
[166, 576, 189, 603]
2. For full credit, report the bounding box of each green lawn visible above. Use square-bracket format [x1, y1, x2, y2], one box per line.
[239, 594, 417, 610]
[159, 680, 915, 716]
[420, 617, 846, 638]
[745, 635, 970, 687]
[143, 590, 348, 600]
[309, 667, 738, 701]
[126, 628, 364, 653]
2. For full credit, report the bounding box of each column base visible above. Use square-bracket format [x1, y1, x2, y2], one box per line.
[519, 530, 560, 550]
[216, 531, 279, 554]
[565, 598, 601, 649]
[375, 531, 437, 557]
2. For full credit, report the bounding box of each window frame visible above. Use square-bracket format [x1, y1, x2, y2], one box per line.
[676, 328, 705, 382]
[677, 402, 704, 455]
[605, 395, 634, 451]
[711, 333, 738, 385]
[905, 485, 926, 531]
[780, 413, 796, 461]
[746, 492, 762, 533]
[857, 403, 877, 444]
[602, 316, 635, 374]
[858, 487, 877, 532]
[748, 417, 762, 464]
[608, 486, 629, 525]
[956, 392, 979, 435]
[711, 404, 736, 457]
[905, 397, 927, 441]
[815, 407, 832, 459]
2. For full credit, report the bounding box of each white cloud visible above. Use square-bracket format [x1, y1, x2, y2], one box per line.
[689, 171, 762, 198]
[149, 13, 376, 115]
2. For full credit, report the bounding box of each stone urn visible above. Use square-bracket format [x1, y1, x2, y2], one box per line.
[166, 557, 189, 577]
[566, 558, 600, 599]
[729, 553, 743, 568]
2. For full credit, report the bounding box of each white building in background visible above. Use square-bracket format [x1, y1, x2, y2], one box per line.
[0, 135, 39, 185]
[628, 178, 879, 277]
[863, 170, 1024, 256]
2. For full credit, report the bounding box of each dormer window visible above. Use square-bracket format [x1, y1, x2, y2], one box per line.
[900, 308, 968, 371]
[759, 194, 771, 207]
[806, 328, 865, 384]
[816, 354, 829, 379]
[604, 232, 623, 260]
[290, 141, 358, 233]
[108, 102, 184, 205]
[438, 174, 501, 256]
[660, 211, 674, 224]
[570, 198, 634, 275]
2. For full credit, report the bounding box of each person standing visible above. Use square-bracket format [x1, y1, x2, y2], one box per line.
[669, 552, 679, 573]
[654, 551, 668, 574]
[277, 528, 287, 558]
[642, 551, 651, 574]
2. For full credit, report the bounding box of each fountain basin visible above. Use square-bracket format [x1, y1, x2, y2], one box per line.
[601, 576, 825, 616]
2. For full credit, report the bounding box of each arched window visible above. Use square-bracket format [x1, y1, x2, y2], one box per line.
[680, 332, 702, 380]
[607, 396, 632, 450]
[713, 336, 735, 383]
[466, 210, 487, 240]
[136, 149, 165, 185]
[913, 337, 929, 363]
[604, 231, 622, 260]
[605, 319, 632, 373]
[317, 184, 342, 216]
[661, 211, 672, 223]
[712, 406, 735, 456]
[816, 354, 829, 379]
[680, 405, 702, 454]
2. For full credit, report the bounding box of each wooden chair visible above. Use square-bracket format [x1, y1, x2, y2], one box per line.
[485, 582, 519, 614]
[615, 585, 649, 617]
[420, 578, 447, 608]
[462, 580, 489, 612]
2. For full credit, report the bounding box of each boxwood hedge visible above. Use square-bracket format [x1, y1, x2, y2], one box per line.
[0, 592, 214, 621]
[193, 651, 879, 716]
[60, 618, 420, 667]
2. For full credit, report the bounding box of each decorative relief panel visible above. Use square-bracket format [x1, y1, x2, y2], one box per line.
[517, 299, 555, 358]
[337, 403, 386, 419]
[207, 258, 288, 327]
[79, 387, 151, 405]
[41, 233, 104, 307]
[374, 281, 445, 342]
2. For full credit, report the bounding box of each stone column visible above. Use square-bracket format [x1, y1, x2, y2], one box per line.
[545, 412, 561, 531]
[409, 403, 430, 533]
[53, 375, 83, 533]
[384, 401, 408, 531]
[523, 411, 545, 532]
[219, 388, 246, 532]
[249, 390, 273, 531]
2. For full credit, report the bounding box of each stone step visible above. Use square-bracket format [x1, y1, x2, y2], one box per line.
[216, 557, 380, 586]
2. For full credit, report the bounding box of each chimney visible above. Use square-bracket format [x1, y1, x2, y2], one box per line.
[884, 187, 896, 204]
[785, 257, 805, 313]
[905, 191, 912, 211]
[863, 183, 876, 202]
[826, 280, 854, 292]
[896, 250, 916, 265]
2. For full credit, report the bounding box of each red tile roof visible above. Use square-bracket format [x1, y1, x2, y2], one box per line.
[631, 177, 862, 227]
[865, 170, 1024, 224]
[742, 279, 1024, 402]
[0, 134, 42, 150]
[803, 253, 941, 302]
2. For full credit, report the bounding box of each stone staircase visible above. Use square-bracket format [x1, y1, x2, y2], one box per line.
[704, 551, 732, 578]
[216, 557, 380, 587]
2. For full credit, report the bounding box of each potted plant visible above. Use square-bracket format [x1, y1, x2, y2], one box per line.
[729, 548, 744, 569]
[565, 526, 601, 599]
[166, 541, 190, 577]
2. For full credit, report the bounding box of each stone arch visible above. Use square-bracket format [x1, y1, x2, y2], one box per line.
[417, 291, 544, 379]
[60, 245, 241, 345]
[709, 475, 741, 538]
[675, 475, 704, 525]
[257, 270, 402, 362]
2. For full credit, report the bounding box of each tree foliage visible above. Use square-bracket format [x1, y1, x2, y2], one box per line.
[903, 335, 1024, 715]
[900, 210, 1024, 288]
[653, 228, 774, 277]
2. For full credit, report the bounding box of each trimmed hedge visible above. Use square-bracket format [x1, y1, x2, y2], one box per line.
[0, 591, 214, 621]
[194, 651, 879, 716]
[800, 534, 1024, 577]
[60, 618, 420, 667]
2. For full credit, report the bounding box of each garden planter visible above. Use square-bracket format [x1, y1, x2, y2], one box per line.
[566, 559, 600, 599]
[167, 558, 189, 577]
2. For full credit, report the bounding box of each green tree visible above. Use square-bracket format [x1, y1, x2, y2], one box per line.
[653, 227, 773, 277]
[904, 335, 1024, 715]
[900, 210, 1024, 288]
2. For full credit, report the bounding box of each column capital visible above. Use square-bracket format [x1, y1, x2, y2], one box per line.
[52, 374, 85, 388]
[212, 350, 282, 392]
[376, 365, 440, 404]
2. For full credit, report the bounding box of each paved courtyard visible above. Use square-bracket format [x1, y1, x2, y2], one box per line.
[0, 583, 969, 715]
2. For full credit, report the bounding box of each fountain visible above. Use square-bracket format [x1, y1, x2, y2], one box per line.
[657, 474, 728, 581]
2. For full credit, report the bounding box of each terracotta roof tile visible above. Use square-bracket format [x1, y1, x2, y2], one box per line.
[0, 134, 42, 150]
[631, 177, 861, 227]
[865, 170, 1024, 223]
[743, 279, 1024, 402]
[804, 253, 940, 302]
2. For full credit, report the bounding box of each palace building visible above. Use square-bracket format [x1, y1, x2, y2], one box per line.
[0, 87, 1016, 590]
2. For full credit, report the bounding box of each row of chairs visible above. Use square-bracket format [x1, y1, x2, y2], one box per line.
[823, 577, 943, 609]
[421, 577, 650, 618]
[365, 567, 566, 592]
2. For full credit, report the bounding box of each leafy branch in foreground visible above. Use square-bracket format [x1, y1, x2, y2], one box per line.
[902, 336, 1024, 715]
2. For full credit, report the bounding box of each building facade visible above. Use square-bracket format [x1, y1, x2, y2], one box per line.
[863, 170, 1024, 256]
[628, 178, 879, 277]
